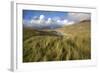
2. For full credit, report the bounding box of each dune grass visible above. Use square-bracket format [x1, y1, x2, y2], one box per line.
[23, 21, 91, 62]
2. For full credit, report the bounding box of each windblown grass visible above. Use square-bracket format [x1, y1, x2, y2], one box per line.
[23, 21, 91, 62]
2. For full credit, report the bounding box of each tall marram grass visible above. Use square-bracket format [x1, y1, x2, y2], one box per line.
[23, 21, 91, 62]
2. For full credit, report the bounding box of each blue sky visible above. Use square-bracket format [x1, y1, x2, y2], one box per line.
[23, 10, 68, 20]
[23, 10, 90, 29]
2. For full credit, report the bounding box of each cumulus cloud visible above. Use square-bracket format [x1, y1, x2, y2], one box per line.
[38, 15, 45, 24]
[46, 18, 52, 24]
[39, 15, 45, 20]
[67, 13, 91, 22]
[23, 15, 76, 29]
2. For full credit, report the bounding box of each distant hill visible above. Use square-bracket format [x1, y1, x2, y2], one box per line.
[23, 20, 90, 40]
[54, 20, 91, 37]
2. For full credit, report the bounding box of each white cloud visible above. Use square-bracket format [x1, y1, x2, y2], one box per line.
[32, 16, 38, 20]
[23, 14, 77, 28]
[39, 15, 45, 20]
[61, 20, 75, 26]
[67, 21, 75, 25]
[56, 20, 61, 23]
[62, 20, 68, 24]
[38, 15, 45, 24]
[67, 13, 91, 22]
[30, 19, 37, 24]
[46, 18, 52, 24]
[52, 17, 61, 21]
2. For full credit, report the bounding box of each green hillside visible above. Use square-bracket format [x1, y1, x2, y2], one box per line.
[23, 21, 91, 62]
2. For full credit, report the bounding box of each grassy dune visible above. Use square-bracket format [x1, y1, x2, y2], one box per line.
[23, 21, 91, 62]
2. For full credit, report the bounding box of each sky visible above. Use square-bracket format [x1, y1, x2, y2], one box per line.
[23, 10, 68, 20]
[23, 10, 91, 29]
